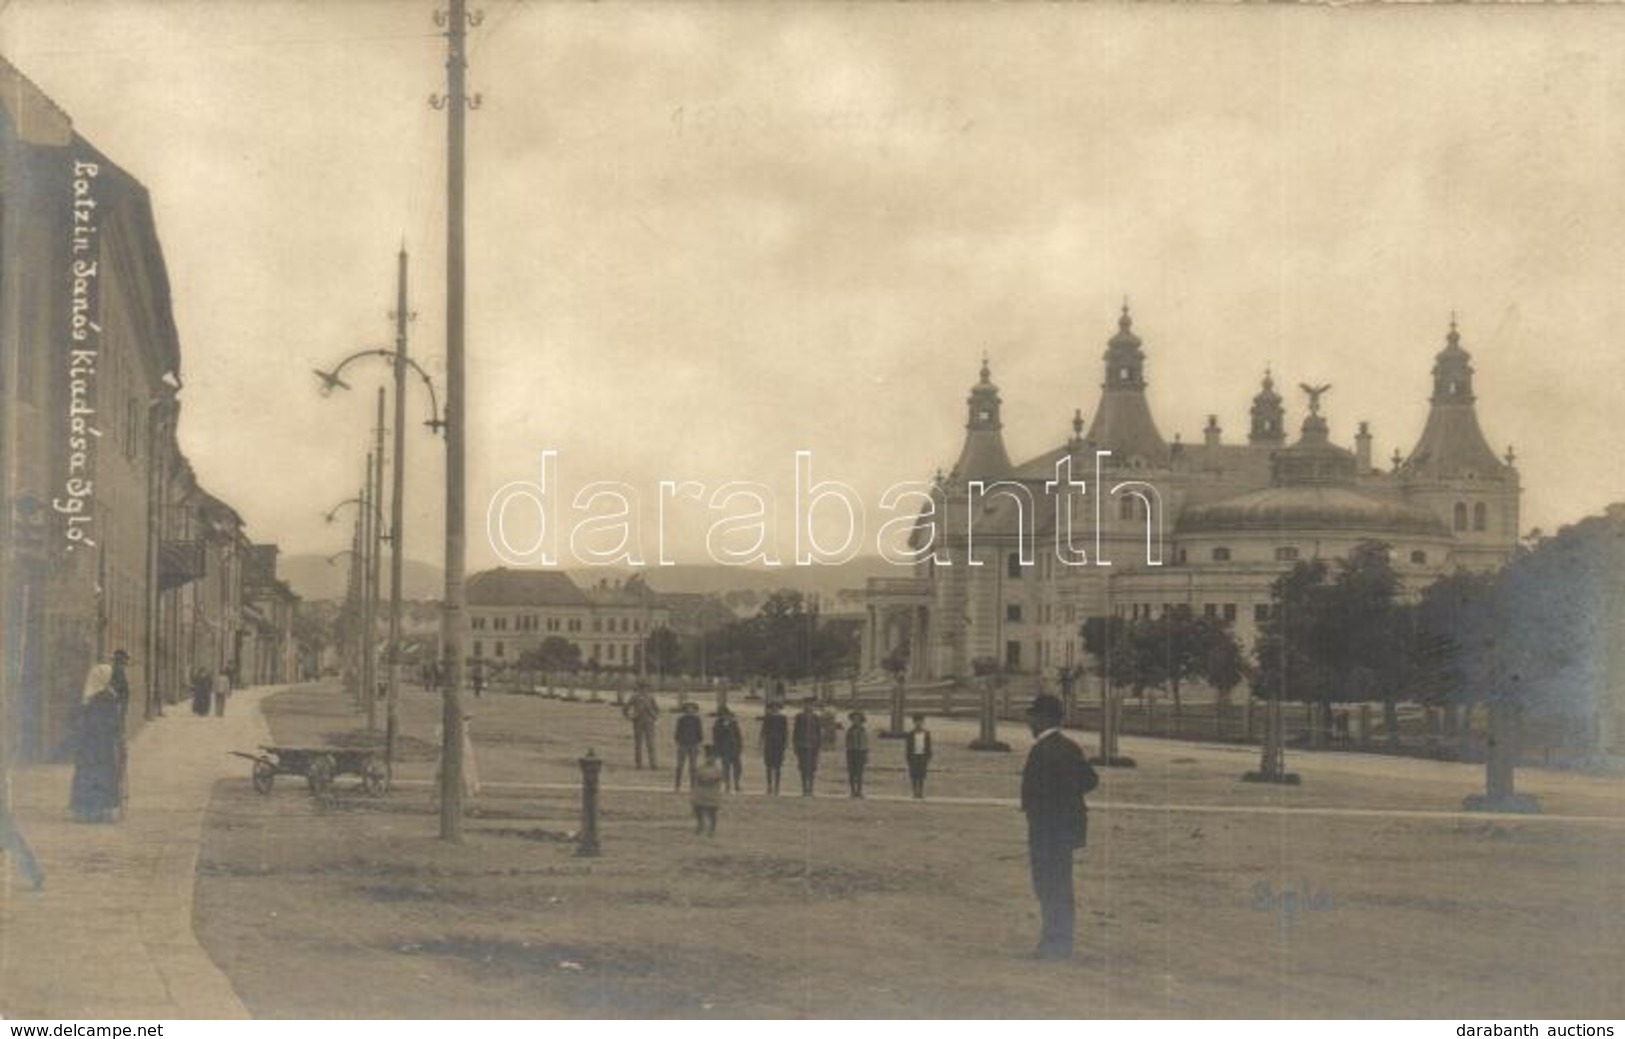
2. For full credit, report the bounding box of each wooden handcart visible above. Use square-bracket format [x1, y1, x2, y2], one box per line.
[231, 745, 389, 800]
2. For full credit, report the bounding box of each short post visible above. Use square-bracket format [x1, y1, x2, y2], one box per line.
[577, 748, 603, 857]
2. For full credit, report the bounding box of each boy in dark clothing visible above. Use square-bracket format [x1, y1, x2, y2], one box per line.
[792, 698, 822, 796]
[760, 702, 788, 795]
[844, 710, 869, 798]
[905, 714, 933, 799]
[674, 701, 704, 791]
[712, 705, 744, 792]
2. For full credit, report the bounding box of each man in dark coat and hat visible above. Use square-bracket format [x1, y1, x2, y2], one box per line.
[1020, 692, 1099, 960]
[760, 702, 788, 795]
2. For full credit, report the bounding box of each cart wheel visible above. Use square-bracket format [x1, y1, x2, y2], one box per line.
[307, 754, 336, 801]
[362, 757, 390, 797]
[251, 761, 275, 795]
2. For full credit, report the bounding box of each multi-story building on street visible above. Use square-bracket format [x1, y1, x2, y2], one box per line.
[465, 569, 671, 671]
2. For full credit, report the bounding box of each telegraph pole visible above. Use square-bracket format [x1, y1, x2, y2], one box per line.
[434, 0, 480, 842]
[360, 453, 375, 722]
[369, 389, 386, 731]
[386, 248, 409, 770]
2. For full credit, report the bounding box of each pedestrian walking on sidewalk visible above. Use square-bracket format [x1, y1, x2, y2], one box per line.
[212, 668, 232, 717]
[674, 701, 704, 791]
[190, 667, 212, 716]
[110, 649, 132, 721]
[904, 714, 933, 799]
[70, 663, 125, 823]
[691, 745, 723, 836]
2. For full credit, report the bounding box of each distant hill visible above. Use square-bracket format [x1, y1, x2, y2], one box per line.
[280, 554, 445, 602]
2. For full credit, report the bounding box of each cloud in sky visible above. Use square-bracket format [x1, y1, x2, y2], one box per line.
[6, 1, 1622, 568]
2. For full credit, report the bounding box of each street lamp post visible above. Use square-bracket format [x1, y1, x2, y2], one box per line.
[386, 247, 409, 770]
[314, 289, 443, 764]
[323, 494, 367, 707]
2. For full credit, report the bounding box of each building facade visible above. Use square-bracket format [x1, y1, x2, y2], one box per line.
[864, 307, 1521, 681]
[466, 569, 672, 671]
[1, 57, 303, 759]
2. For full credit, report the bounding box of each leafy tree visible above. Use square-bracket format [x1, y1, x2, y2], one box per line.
[1130, 608, 1245, 714]
[702, 589, 857, 682]
[1254, 542, 1422, 744]
[645, 625, 682, 677]
[1418, 512, 1619, 803]
[518, 636, 581, 680]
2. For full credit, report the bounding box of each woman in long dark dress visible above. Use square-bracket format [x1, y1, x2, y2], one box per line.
[70, 663, 125, 823]
[190, 667, 212, 716]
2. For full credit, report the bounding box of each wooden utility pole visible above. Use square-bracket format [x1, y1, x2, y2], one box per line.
[435, 0, 480, 841]
[386, 248, 409, 769]
[360, 452, 375, 723]
[369, 390, 386, 730]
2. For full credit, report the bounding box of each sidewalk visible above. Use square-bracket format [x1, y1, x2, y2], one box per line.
[0, 687, 278, 1020]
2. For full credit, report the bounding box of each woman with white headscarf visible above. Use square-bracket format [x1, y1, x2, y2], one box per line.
[69, 662, 125, 823]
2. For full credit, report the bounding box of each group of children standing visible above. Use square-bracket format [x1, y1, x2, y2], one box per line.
[671, 699, 937, 837]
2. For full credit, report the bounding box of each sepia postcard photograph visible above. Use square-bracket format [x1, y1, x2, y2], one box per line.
[0, 0, 1622, 1026]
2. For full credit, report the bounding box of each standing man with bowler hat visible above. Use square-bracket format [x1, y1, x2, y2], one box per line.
[1020, 692, 1099, 960]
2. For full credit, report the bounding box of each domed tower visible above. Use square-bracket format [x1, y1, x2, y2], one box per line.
[1083, 304, 1170, 469]
[949, 355, 1013, 482]
[1249, 368, 1286, 446]
[1397, 318, 1519, 571]
[1176, 384, 1451, 598]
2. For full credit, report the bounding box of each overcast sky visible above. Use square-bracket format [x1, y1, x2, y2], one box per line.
[5, 1, 1623, 571]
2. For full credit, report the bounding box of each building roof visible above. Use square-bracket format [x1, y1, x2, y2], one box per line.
[467, 568, 590, 608]
[1176, 484, 1449, 538]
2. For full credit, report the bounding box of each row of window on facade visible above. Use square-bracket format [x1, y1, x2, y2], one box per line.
[471, 614, 644, 634]
[1003, 542, 1436, 576]
[1181, 545, 1433, 566]
[471, 639, 641, 664]
[1004, 600, 1274, 626]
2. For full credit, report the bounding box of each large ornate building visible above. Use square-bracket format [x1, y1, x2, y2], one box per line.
[863, 307, 1521, 681]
